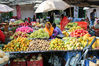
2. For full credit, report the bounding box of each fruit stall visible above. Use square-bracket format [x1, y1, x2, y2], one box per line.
[0, 20, 99, 66]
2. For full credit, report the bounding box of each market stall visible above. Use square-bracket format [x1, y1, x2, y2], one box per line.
[0, 1, 99, 66]
[0, 17, 99, 66]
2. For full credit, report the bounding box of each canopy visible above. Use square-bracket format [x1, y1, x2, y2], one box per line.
[35, 0, 70, 13]
[0, 4, 14, 13]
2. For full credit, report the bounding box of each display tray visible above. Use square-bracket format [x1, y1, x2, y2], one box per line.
[7, 49, 99, 54]
[28, 38, 49, 40]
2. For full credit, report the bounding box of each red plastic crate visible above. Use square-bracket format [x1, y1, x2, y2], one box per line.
[10, 61, 26, 66]
[75, 22, 87, 30]
[27, 59, 43, 66]
[4, 64, 8, 66]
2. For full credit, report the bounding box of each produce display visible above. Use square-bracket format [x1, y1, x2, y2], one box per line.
[70, 29, 88, 37]
[49, 38, 66, 50]
[68, 26, 82, 32]
[3, 37, 31, 52]
[4, 31, 13, 38]
[14, 20, 24, 25]
[82, 34, 99, 49]
[16, 26, 33, 33]
[10, 31, 29, 39]
[27, 39, 50, 51]
[1, 18, 99, 66]
[0, 50, 9, 65]
[65, 23, 78, 29]
[31, 22, 44, 28]
[9, 20, 24, 25]
[19, 22, 32, 26]
[29, 29, 49, 38]
[63, 34, 98, 50]
[63, 37, 84, 50]
[31, 22, 39, 27]
[62, 31, 69, 37]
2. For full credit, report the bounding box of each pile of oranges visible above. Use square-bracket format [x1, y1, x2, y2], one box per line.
[3, 37, 31, 52]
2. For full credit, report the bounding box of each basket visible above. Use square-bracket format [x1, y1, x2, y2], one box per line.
[75, 22, 87, 30]
[27, 59, 43, 66]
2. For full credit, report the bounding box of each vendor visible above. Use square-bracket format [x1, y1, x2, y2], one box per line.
[52, 23, 63, 35]
[0, 29, 5, 43]
[44, 22, 57, 39]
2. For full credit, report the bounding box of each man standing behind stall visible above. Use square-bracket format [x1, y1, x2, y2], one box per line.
[90, 9, 96, 26]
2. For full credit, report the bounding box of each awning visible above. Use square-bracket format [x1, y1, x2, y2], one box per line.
[63, 0, 99, 7]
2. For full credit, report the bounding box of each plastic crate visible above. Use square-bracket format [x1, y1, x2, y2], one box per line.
[27, 59, 43, 66]
[64, 51, 81, 61]
[85, 59, 96, 66]
[75, 22, 87, 30]
[10, 61, 26, 66]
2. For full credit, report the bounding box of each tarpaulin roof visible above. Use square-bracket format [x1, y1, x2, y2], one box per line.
[63, 0, 99, 7]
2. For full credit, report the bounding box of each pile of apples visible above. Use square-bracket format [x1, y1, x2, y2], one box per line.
[10, 31, 29, 39]
[70, 29, 88, 37]
[16, 26, 33, 33]
[19, 22, 32, 26]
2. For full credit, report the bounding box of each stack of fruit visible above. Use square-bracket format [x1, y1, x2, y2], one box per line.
[3, 37, 31, 52]
[27, 39, 50, 51]
[0, 50, 9, 65]
[14, 20, 24, 25]
[19, 22, 32, 26]
[65, 23, 78, 29]
[49, 38, 67, 50]
[62, 31, 69, 37]
[62, 34, 98, 50]
[31, 22, 39, 27]
[10, 31, 29, 39]
[70, 29, 88, 37]
[9, 20, 24, 25]
[68, 26, 82, 32]
[63, 37, 83, 50]
[29, 29, 49, 38]
[82, 34, 99, 49]
[16, 26, 33, 33]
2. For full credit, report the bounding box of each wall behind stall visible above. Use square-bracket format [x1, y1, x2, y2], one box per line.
[86, 8, 99, 21]
[21, 4, 34, 19]
[12, 6, 17, 16]
[12, 4, 34, 20]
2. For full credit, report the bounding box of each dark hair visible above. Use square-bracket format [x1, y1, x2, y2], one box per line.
[61, 14, 64, 19]
[93, 9, 96, 12]
[52, 23, 56, 28]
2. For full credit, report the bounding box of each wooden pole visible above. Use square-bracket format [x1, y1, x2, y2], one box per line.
[70, 7, 72, 17]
